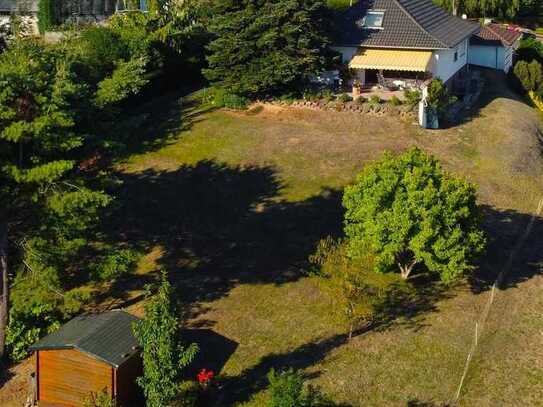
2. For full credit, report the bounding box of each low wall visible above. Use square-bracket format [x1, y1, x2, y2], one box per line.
[268, 99, 418, 120]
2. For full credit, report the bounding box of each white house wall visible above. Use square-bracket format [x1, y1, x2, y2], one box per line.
[430, 38, 469, 83]
[331, 46, 359, 64]
[469, 44, 513, 73]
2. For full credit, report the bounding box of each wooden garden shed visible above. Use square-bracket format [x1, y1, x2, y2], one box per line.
[29, 310, 143, 407]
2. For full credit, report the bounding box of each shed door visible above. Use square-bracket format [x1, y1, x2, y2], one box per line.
[38, 349, 113, 406]
[469, 45, 499, 70]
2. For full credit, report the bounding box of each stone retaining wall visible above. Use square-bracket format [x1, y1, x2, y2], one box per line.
[268, 99, 419, 121]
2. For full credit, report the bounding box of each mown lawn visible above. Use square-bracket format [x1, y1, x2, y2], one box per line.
[0, 74, 534, 407]
[103, 74, 543, 407]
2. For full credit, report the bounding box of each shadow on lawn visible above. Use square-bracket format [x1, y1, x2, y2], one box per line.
[102, 159, 344, 313]
[470, 204, 543, 294]
[105, 90, 213, 162]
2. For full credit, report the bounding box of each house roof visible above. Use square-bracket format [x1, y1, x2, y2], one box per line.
[29, 310, 141, 368]
[472, 24, 523, 47]
[334, 0, 479, 49]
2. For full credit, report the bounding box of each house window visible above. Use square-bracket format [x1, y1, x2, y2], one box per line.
[358, 11, 385, 29]
[454, 50, 458, 62]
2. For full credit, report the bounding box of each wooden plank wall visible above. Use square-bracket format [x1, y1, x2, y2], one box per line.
[115, 353, 143, 406]
[37, 349, 113, 406]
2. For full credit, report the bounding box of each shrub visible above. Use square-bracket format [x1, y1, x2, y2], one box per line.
[204, 87, 249, 110]
[77, 26, 129, 81]
[336, 93, 352, 103]
[516, 37, 543, 64]
[320, 88, 335, 102]
[172, 381, 201, 407]
[267, 368, 334, 407]
[368, 95, 381, 105]
[355, 96, 366, 105]
[83, 389, 116, 407]
[426, 78, 457, 117]
[513, 60, 543, 93]
[90, 248, 140, 281]
[403, 88, 422, 107]
[388, 95, 402, 106]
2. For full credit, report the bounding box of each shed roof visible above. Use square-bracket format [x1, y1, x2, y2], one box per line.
[29, 310, 141, 368]
[472, 24, 522, 47]
[334, 0, 479, 49]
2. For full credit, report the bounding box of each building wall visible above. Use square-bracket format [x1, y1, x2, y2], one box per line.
[37, 349, 113, 406]
[331, 46, 359, 64]
[115, 352, 143, 406]
[468, 44, 515, 73]
[431, 38, 469, 83]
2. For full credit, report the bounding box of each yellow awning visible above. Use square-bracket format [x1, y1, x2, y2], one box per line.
[349, 49, 433, 72]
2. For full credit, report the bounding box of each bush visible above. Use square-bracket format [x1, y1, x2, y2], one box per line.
[90, 248, 140, 281]
[403, 88, 421, 107]
[267, 368, 335, 407]
[203, 87, 249, 110]
[77, 26, 130, 82]
[354, 95, 366, 105]
[388, 95, 402, 106]
[172, 381, 201, 407]
[368, 95, 381, 105]
[426, 78, 457, 117]
[320, 89, 334, 102]
[513, 60, 543, 93]
[83, 389, 116, 407]
[516, 37, 543, 64]
[336, 93, 352, 103]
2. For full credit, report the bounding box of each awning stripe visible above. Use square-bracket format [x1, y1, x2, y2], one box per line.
[349, 49, 433, 72]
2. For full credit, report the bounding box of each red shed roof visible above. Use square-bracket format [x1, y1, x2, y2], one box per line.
[473, 24, 522, 47]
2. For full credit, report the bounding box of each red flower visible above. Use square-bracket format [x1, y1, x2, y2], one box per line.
[197, 368, 214, 384]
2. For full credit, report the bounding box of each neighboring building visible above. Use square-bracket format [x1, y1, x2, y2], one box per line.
[332, 0, 479, 89]
[0, 0, 147, 35]
[29, 310, 143, 407]
[469, 23, 522, 73]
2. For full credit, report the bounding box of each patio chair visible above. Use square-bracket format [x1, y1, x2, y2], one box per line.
[377, 72, 399, 91]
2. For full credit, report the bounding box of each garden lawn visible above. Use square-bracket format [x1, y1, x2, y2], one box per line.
[113, 74, 543, 406]
[2, 72, 540, 406]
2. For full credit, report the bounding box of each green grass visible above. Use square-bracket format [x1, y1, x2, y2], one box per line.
[103, 74, 543, 406]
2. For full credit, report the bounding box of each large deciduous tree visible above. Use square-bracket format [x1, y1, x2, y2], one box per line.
[343, 148, 486, 282]
[204, 0, 330, 97]
[133, 276, 198, 407]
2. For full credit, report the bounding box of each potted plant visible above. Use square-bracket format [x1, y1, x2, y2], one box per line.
[352, 79, 362, 100]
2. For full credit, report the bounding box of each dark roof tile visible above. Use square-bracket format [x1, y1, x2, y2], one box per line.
[335, 0, 479, 49]
[29, 310, 141, 367]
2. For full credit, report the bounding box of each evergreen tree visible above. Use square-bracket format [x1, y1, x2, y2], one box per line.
[204, 0, 330, 97]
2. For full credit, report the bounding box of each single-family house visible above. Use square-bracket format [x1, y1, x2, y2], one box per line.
[469, 23, 522, 73]
[28, 310, 143, 407]
[332, 0, 479, 90]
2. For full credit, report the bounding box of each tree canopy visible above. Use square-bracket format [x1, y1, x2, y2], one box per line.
[343, 148, 486, 282]
[204, 0, 330, 97]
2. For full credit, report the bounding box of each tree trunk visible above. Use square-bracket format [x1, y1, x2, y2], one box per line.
[398, 259, 418, 280]
[0, 222, 8, 360]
